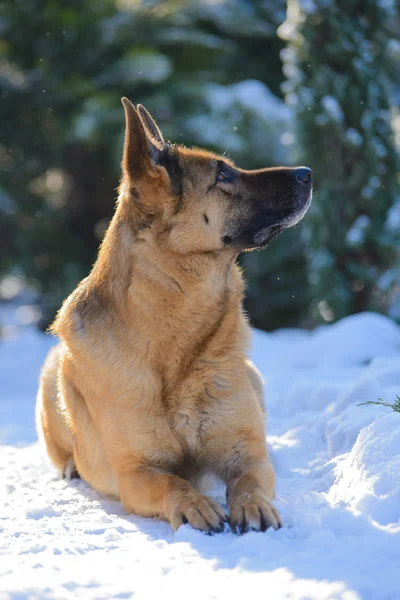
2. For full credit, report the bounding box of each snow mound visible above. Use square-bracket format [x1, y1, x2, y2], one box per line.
[1, 309, 400, 599]
[287, 312, 400, 368]
[328, 413, 400, 527]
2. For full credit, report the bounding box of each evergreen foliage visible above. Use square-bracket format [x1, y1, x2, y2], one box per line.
[2, 0, 399, 331]
[279, 0, 400, 322]
[2, 0, 308, 330]
[358, 395, 400, 413]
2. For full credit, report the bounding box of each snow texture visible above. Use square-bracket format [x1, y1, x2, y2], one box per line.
[1, 305, 400, 600]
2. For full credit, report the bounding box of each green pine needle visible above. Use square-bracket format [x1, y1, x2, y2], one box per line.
[357, 395, 400, 413]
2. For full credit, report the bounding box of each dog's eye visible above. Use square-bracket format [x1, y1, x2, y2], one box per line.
[217, 166, 232, 183]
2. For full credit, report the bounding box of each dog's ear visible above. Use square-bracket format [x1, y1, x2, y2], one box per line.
[137, 104, 166, 163]
[121, 98, 165, 180]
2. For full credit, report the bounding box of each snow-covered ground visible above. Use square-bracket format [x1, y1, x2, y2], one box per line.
[1, 305, 400, 600]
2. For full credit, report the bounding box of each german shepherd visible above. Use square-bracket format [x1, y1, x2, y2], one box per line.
[36, 98, 312, 534]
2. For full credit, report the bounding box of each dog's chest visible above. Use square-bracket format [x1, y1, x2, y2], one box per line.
[169, 404, 211, 455]
[160, 355, 230, 460]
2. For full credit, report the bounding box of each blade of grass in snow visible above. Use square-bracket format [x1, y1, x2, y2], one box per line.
[357, 395, 400, 413]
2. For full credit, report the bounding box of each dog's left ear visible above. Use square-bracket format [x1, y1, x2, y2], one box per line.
[121, 98, 166, 181]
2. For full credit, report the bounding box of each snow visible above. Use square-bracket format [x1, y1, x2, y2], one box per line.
[186, 80, 292, 164]
[345, 128, 363, 147]
[386, 198, 400, 232]
[1, 305, 400, 600]
[321, 96, 344, 123]
[345, 215, 370, 246]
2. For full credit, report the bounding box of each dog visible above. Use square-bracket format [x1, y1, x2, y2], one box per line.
[36, 98, 312, 534]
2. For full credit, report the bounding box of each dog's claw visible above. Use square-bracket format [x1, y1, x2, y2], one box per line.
[229, 497, 282, 534]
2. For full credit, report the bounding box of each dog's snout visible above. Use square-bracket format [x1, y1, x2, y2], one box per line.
[295, 167, 312, 184]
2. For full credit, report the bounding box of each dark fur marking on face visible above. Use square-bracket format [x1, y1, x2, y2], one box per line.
[218, 187, 233, 198]
[158, 146, 183, 213]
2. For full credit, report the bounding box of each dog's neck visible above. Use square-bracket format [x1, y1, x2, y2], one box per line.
[90, 195, 242, 307]
[53, 193, 246, 380]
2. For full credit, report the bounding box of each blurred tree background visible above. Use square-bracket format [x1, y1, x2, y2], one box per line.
[279, 0, 400, 323]
[0, 0, 399, 331]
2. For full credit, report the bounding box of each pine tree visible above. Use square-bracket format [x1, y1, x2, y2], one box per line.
[1, 0, 308, 331]
[279, 0, 400, 322]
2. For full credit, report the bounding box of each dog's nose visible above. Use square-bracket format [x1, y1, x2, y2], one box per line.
[295, 167, 312, 184]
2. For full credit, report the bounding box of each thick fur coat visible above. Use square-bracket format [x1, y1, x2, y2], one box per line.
[36, 99, 312, 533]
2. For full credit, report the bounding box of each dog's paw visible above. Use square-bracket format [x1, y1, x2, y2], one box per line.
[229, 492, 282, 534]
[169, 491, 227, 534]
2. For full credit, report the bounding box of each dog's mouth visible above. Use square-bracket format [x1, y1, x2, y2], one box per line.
[223, 181, 313, 252]
[251, 224, 284, 249]
[252, 190, 313, 249]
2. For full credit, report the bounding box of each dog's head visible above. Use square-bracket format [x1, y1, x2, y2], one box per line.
[120, 98, 312, 254]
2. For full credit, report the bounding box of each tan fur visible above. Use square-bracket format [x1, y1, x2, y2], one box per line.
[36, 99, 312, 533]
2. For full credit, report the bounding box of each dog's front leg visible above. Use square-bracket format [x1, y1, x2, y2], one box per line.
[118, 467, 226, 533]
[213, 380, 282, 533]
[226, 460, 282, 534]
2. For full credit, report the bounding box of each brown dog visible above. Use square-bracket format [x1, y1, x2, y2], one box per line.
[36, 98, 312, 534]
